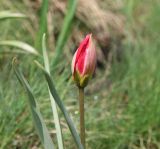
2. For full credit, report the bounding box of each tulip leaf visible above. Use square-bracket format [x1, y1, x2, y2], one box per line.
[0, 11, 26, 20]
[0, 40, 39, 55]
[35, 61, 84, 149]
[42, 34, 64, 149]
[12, 58, 54, 149]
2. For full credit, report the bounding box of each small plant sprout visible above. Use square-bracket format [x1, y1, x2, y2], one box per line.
[71, 34, 97, 148]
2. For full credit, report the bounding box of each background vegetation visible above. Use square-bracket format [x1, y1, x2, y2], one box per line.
[0, 0, 160, 148]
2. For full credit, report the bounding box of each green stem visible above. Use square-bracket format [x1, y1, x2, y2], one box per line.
[78, 87, 85, 149]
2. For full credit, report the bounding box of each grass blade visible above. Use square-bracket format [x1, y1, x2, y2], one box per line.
[0, 40, 39, 55]
[35, 0, 48, 50]
[42, 34, 64, 149]
[52, 0, 77, 66]
[0, 11, 26, 20]
[12, 58, 54, 149]
[35, 61, 84, 149]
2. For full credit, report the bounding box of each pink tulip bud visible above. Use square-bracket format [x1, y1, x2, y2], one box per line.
[71, 34, 97, 88]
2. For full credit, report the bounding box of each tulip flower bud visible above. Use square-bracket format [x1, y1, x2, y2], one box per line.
[71, 34, 97, 88]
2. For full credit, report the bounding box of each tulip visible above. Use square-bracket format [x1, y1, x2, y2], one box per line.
[71, 34, 97, 88]
[71, 34, 96, 149]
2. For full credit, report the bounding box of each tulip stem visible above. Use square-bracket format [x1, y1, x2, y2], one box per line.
[78, 87, 85, 149]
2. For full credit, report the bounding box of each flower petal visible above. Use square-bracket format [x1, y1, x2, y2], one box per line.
[74, 34, 90, 74]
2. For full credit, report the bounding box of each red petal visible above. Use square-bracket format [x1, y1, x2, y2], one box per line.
[74, 34, 91, 74]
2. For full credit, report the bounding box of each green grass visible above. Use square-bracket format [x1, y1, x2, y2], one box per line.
[0, 0, 160, 148]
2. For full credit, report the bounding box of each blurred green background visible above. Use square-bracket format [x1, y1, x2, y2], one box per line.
[0, 0, 160, 148]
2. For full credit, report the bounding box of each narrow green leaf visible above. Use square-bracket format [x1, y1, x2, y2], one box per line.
[0, 41, 39, 55]
[35, 0, 48, 50]
[12, 58, 54, 149]
[35, 61, 84, 149]
[42, 34, 64, 149]
[0, 11, 26, 20]
[52, 0, 77, 66]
